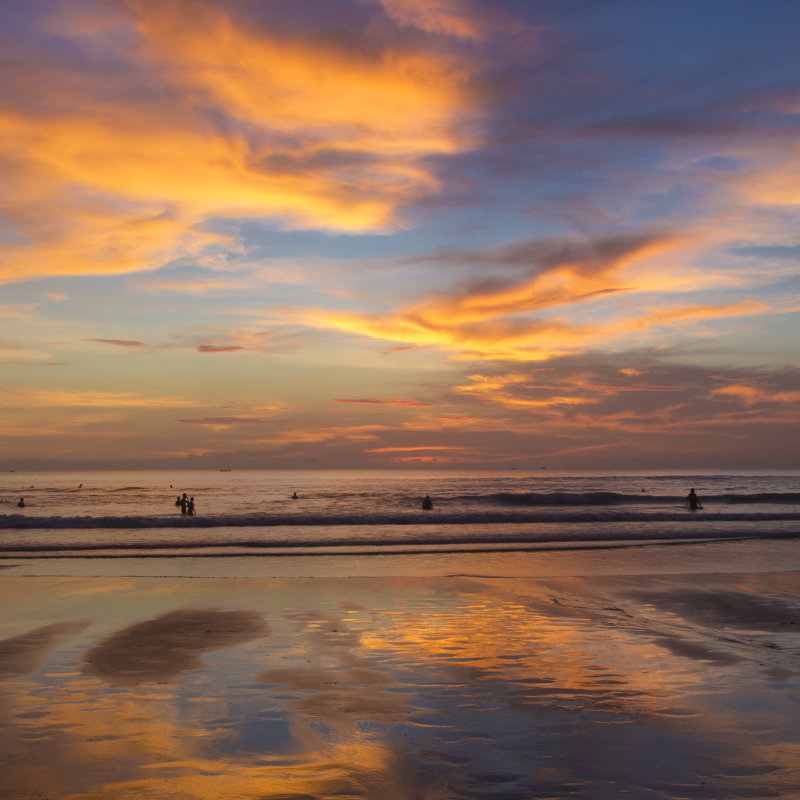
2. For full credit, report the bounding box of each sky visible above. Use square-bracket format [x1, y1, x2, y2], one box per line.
[1, 0, 800, 471]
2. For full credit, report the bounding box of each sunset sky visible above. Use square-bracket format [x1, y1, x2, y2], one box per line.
[2, 0, 799, 470]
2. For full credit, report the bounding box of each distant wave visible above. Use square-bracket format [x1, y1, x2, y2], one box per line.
[2, 509, 800, 530]
[1, 526, 799, 558]
[461, 491, 800, 507]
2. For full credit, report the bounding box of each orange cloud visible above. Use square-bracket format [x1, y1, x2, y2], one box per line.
[130, 0, 475, 153]
[454, 372, 597, 412]
[724, 142, 800, 208]
[382, 454, 471, 462]
[177, 417, 269, 431]
[364, 445, 469, 453]
[332, 397, 433, 407]
[0, 387, 202, 409]
[301, 232, 784, 362]
[712, 384, 800, 406]
[0, 0, 482, 284]
[196, 345, 247, 353]
[622, 300, 770, 332]
[302, 233, 704, 361]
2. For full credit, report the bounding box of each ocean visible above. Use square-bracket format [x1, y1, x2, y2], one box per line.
[3, 470, 800, 799]
[2, 468, 799, 561]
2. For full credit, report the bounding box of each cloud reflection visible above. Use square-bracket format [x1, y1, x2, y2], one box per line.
[82, 608, 267, 684]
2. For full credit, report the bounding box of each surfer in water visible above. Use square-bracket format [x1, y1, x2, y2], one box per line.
[421, 495, 433, 510]
[687, 488, 702, 510]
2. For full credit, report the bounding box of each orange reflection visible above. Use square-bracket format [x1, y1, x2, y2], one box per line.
[1, 574, 797, 799]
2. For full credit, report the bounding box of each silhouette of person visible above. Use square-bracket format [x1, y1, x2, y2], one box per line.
[422, 495, 433, 510]
[175, 495, 182, 508]
[291, 492, 298, 499]
[687, 488, 700, 510]
[187, 497, 195, 516]
[16, 497, 24, 508]
[180, 493, 188, 515]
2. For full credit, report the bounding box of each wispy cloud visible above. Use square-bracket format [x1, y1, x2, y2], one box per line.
[176, 417, 270, 431]
[364, 445, 471, 453]
[332, 397, 433, 407]
[0, 305, 35, 319]
[712, 384, 800, 406]
[0, 387, 202, 409]
[83, 338, 147, 348]
[372, 0, 484, 40]
[302, 232, 776, 361]
[196, 345, 247, 353]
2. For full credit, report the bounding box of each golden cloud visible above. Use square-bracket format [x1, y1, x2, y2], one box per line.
[364, 445, 470, 453]
[130, 0, 474, 153]
[303, 233, 743, 361]
[0, 387, 202, 409]
[0, 0, 481, 284]
[622, 300, 770, 332]
[332, 397, 433, 407]
[453, 372, 597, 413]
[298, 227, 785, 364]
[712, 384, 800, 406]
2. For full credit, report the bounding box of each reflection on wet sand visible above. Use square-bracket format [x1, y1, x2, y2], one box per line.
[0, 573, 797, 799]
[82, 608, 267, 684]
[0, 620, 90, 679]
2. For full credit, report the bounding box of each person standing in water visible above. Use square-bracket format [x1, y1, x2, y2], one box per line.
[16, 497, 24, 508]
[687, 488, 701, 510]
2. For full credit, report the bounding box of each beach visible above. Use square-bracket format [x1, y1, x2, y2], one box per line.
[1, 544, 799, 799]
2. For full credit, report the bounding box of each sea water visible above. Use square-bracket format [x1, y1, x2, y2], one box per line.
[1, 468, 799, 560]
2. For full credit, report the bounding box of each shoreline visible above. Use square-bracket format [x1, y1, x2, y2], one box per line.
[3, 535, 799, 579]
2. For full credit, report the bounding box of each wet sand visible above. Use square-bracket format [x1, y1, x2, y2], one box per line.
[0, 561, 798, 799]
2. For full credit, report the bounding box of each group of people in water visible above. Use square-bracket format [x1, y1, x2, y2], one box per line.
[175, 493, 196, 516]
[19, 488, 704, 514]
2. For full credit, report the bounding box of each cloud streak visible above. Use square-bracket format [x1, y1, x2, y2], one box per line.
[83, 339, 147, 348]
[303, 233, 780, 361]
